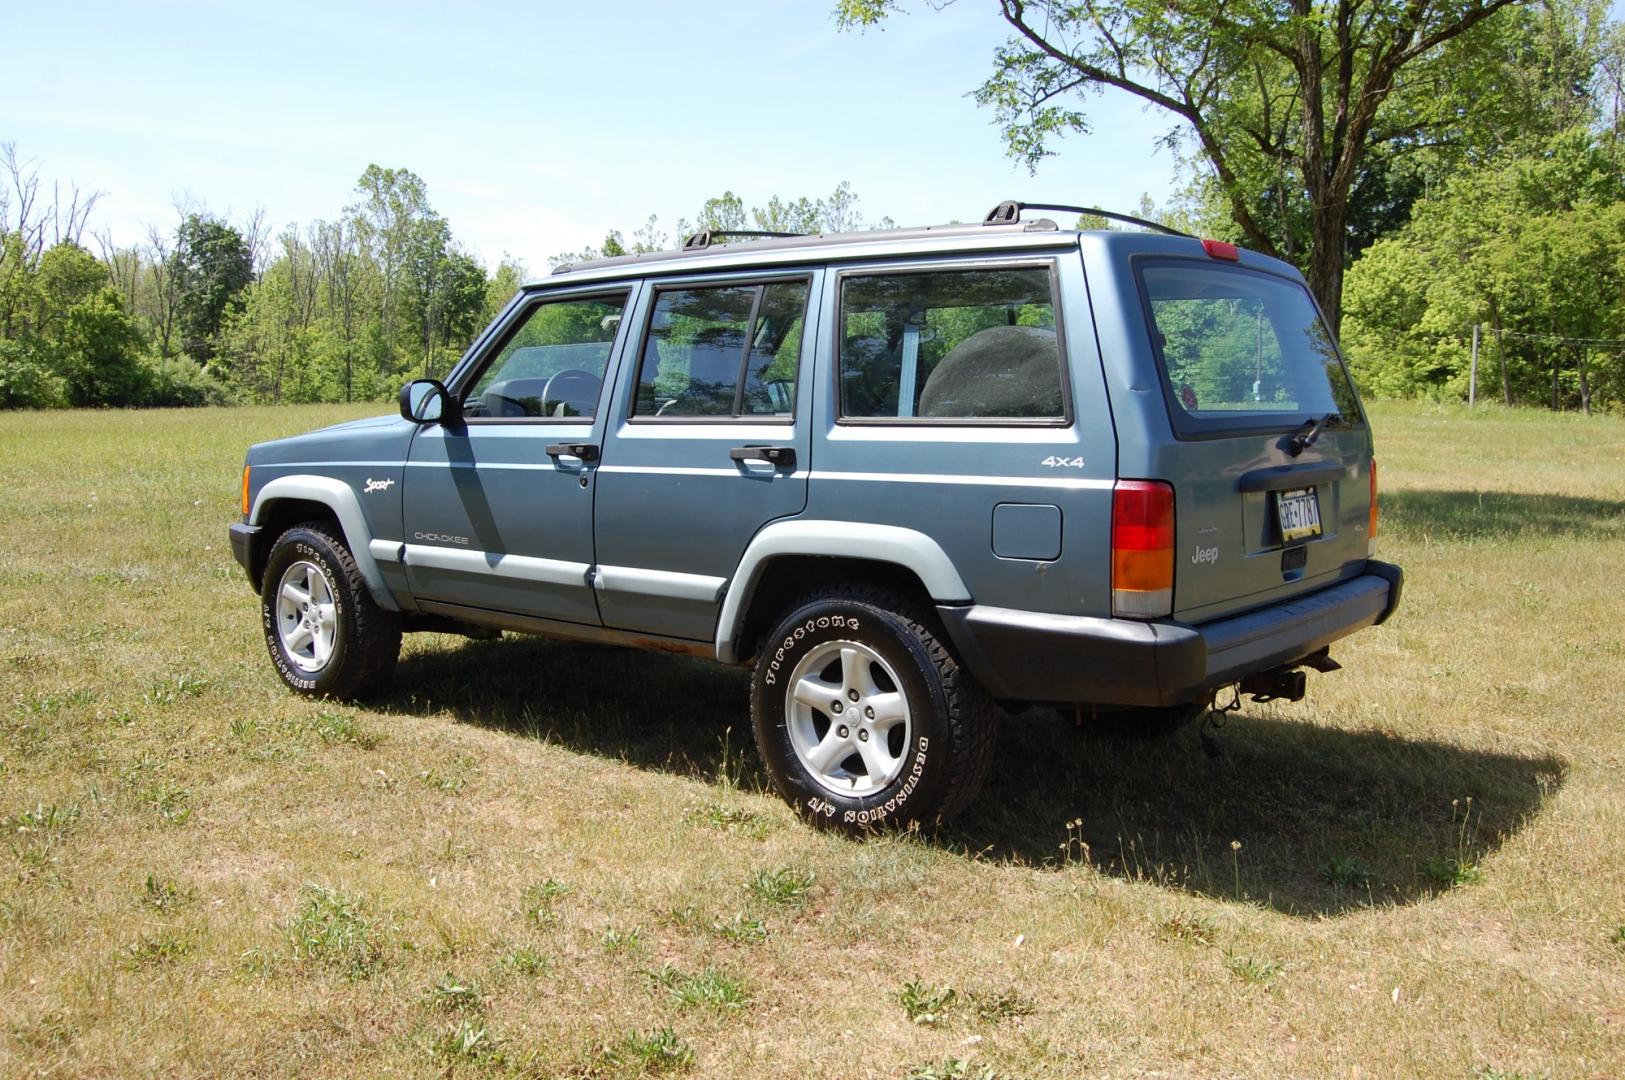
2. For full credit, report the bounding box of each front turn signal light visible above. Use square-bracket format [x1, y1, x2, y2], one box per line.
[241, 464, 252, 517]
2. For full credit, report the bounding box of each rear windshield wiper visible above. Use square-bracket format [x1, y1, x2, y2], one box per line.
[1288, 413, 1339, 456]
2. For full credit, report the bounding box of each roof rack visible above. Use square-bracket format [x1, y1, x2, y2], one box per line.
[682, 228, 805, 251]
[983, 200, 1193, 239]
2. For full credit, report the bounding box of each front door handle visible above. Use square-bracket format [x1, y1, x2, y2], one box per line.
[546, 442, 599, 463]
[729, 445, 796, 469]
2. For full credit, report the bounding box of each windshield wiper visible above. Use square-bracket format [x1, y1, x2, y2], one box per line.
[1288, 413, 1338, 456]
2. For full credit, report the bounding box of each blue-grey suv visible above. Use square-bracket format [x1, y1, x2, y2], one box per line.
[230, 201, 1403, 831]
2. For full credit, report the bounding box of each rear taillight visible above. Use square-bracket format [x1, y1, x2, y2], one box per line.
[1112, 480, 1174, 618]
[1368, 459, 1379, 557]
[241, 465, 252, 517]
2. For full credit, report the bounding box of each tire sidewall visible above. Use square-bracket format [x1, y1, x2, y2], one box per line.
[752, 598, 950, 830]
[260, 527, 355, 696]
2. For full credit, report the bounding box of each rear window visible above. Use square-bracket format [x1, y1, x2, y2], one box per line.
[1137, 261, 1361, 436]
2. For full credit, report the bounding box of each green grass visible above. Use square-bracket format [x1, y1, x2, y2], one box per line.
[0, 400, 1623, 1076]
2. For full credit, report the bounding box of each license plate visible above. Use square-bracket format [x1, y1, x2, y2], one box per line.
[1275, 487, 1322, 543]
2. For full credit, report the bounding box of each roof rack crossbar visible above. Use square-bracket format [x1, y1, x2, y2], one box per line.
[983, 200, 1193, 239]
[683, 228, 806, 251]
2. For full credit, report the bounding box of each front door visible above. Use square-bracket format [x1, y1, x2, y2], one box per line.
[401, 286, 636, 624]
[592, 271, 820, 641]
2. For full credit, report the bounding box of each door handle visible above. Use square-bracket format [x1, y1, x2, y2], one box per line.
[546, 442, 599, 463]
[729, 445, 796, 469]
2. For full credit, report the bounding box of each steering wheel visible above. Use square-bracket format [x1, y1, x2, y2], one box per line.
[540, 369, 601, 418]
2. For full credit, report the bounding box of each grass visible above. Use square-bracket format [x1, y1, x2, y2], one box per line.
[0, 400, 1622, 1076]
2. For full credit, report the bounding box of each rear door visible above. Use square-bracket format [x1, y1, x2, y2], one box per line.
[1092, 242, 1373, 623]
[591, 269, 820, 641]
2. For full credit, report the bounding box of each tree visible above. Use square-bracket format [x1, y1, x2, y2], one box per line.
[839, 0, 1523, 332]
[172, 213, 253, 361]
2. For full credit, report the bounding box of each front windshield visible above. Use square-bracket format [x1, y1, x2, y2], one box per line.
[1138, 261, 1361, 435]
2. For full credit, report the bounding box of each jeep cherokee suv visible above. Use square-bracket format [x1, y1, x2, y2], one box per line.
[229, 200, 1403, 832]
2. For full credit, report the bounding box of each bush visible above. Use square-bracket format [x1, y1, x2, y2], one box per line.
[141, 355, 235, 407]
[0, 339, 67, 408]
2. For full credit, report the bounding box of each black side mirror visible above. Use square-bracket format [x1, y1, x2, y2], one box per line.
[399, 379, 461, 425]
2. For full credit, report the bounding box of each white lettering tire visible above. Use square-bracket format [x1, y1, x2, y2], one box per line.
[750, 586, 996, 834]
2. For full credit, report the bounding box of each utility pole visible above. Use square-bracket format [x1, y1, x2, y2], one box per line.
[1469, 324, 1479, 407]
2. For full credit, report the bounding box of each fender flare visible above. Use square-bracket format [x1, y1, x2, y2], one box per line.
[713, 519, 970, 662]
[249, 475, 401, 612]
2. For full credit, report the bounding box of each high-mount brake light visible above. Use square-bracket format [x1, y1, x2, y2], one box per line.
[1112, 480, 1175, 618]
[1200, 238, 1240, 261]
[241, 465, 252, 517]
[1368, 459, 1379, 557]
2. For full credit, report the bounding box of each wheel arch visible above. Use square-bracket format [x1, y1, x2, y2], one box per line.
[715, 520, 971, 664]
[249, 476, 401, 612]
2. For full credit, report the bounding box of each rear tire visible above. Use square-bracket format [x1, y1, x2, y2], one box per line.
[260, 520, 402, 700]
[750, 586, 996, 833]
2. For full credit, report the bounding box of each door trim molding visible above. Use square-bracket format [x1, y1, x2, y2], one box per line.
[593, 564, 729, 603]
[402, 544, 591, 588]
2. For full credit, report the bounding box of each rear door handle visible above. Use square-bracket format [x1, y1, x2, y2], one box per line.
[546, 442, 599, 463]
[729, 445, 796, 469]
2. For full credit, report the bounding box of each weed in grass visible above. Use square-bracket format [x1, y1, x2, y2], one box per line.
[122, 929, 197, 968]
[905, 1058, 1002, 1080]
[687, 801, 766, 834]
[1225, 953, 1283, 987]
[646, 963, 751, 1011]
[237, 946, 280, 981]
[520, 878, 570, 926]
[1611, 925, 1625, 949]
[1323, 855, 1375, 889]
[1058, 817, 1091, 867]
[143, 673, 209, 707]
[417, 768, 465, 793]
[286, 883, 386, 979]
[747, 865, 814, 906]
[1473, 1067, 1552, 1080]
[3, 802, 81, 842]
[9, 1010, 75, 1052]
[601, 926, 641, 954]
[600, 1026, 694, 1074]
[499, 945, 550, 976]
[713, 913, 767, 944]
[967, 987, 1036, 1024]
[145, 783, 193, 825]
[899, 978, 957, 1026]
[312, 710, 376, 748]
[430, 1017, 503, 1067]
[426, 973, 485, 1012]
[1159, 912, 1219, 946]
[141, 873, 196, 912]
[1423, 856, 1486, 887]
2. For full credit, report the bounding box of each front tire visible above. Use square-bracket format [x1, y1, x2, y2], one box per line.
[750, 587, 996, 833]
[260, 520, 401, 700]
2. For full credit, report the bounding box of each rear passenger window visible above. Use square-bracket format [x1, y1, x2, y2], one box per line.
[839, 267, 1065, 421]
[633, 280, 809, 419]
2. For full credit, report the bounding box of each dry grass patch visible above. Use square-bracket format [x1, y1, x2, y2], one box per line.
[0, 401, 1622, 1077]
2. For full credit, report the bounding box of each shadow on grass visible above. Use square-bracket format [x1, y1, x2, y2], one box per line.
[1386, 488, 1625, 542]
[383, 634, 1564, 918]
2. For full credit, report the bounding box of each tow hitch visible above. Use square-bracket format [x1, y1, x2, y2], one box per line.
[1200, 648, 1341, 756]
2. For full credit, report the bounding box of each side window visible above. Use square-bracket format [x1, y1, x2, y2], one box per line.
[838, 267, 1065, 420]
[463, 293, 629, 419]
[633, 280, 809, 419]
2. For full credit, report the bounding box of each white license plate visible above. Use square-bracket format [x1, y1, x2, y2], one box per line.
[1276, 487, 1322, 543]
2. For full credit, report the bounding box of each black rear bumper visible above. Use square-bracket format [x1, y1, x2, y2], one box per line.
[938, 561, 1403, 707]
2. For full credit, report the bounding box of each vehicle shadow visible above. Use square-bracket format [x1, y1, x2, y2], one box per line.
[1385, 488, 1625, 542]
[381, 634, 1564, 918]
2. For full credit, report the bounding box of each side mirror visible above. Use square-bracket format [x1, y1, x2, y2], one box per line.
[399, 379, 460, 425]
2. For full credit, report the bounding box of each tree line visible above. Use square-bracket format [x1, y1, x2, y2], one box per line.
[3, 0, 1623, 412]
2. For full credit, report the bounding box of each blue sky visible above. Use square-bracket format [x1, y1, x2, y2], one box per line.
[1, 0, 1182, 269]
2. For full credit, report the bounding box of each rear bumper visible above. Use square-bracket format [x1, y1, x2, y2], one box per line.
[938, 561, 1403, 707]
[228, 522, 263, 587]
